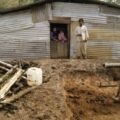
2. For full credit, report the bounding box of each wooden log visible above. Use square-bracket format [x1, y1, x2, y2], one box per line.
[104, 63, 120, 68]
[99, 82, 118, 87]
[0, 65, 18, 83]
[0, 61, 13, 68]
[0, 69, 23, 99]
[1, 86, 38, 104]
[99, 84, 118, 87]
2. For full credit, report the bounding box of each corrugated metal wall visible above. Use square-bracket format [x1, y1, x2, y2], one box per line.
[0, 10, 34, 33]
[52, 2, 107, 24]
[0, 10, 50, 61]
[52, 2, 120, 59]
[32, 4, 51, 23]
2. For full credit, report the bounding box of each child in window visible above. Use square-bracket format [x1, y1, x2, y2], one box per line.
[50, 28, 58, 41]
[58, 30, 67, 43]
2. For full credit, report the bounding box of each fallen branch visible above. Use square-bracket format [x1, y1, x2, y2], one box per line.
[0, 69, 24, 99]
[1, 86, 38, 104]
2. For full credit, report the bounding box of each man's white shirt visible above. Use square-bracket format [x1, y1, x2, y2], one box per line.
[75, 25, 89, 41]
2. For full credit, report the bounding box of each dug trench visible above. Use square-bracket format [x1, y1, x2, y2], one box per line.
[63, 71, 120, 120]
[0, 60, 120, 120]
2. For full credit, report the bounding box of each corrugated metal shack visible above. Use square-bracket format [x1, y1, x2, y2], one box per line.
[0, 0, 120, 60]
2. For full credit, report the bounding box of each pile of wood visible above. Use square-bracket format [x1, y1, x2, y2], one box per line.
[0, 61, 37, 105]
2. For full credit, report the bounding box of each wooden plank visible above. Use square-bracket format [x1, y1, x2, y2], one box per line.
[0, 61, 13, 68]
[1, 86, 38, 104]
[0, 65, 18, 83]
[0, 66, 9, 72]
[0, 69, 23, 99]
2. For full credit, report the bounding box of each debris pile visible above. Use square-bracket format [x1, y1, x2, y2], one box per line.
[0, 61, 40, 105]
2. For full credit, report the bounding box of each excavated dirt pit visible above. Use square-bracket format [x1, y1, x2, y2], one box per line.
[63, 71, 120, 120]
[0, 60, 120, 120]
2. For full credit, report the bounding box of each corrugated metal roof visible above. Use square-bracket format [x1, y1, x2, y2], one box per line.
[0, 0, 120, 14]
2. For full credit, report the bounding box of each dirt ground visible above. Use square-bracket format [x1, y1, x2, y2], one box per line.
[0, 59, 120, 120]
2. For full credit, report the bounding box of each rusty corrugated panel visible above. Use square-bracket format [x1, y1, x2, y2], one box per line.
[99, 5, 120, 16]
[112, 41, 120, 59]
[0, 10, 33, 33]
[32, 5, 48, 23]
[87, 40, 112, 59]
[52, 2, 107, 24]
[0, 21, 50, 61]
[0, 0, 120, 14]
[87, 40, 120, 59]
[32, 4, 52, 23]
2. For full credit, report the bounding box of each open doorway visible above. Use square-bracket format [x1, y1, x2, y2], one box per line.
[50, 23, 70, 59]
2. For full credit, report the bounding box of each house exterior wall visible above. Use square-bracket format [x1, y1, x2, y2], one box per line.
[0, 10, 50, 61]
[52, 2, 120, 59]
[32, 4, 52, 23]
[0, 2, 120, 60]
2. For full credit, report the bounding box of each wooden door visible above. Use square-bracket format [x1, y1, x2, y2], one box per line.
[50, 23, 70, 59]
[51, 41, 69, 58]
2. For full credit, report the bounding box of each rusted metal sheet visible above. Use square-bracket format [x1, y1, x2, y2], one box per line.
[0, 21, 50, 61]
[87, 40, 112, 59]
[1, 22, 50, 41]
[32, 4, 52, 23]
[87, 40, 120, 59]
[52, 2, 107, 24]
[99, 5, 120, 16]
[0, 10, 33, 33]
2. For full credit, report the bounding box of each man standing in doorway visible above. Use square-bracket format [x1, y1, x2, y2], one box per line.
[75, 18, 89, 59]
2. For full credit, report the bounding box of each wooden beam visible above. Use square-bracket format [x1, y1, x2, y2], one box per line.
[0, 69, 23, 99]
[0, 66, 9, 72]
[99, 84, 118, 87]
[1, 86, 38, 104]
[104, 63, 120, 67]
[0, 65, 18, 83]
[0, 61, 13, 68]
[99, 82, 118, 87]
